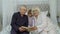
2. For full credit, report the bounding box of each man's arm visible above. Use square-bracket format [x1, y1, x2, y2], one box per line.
[11, 13, 19, 31]
[25, 16, 28, 27]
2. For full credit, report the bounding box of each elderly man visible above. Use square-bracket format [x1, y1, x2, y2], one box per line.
[11, 5, 29, 34]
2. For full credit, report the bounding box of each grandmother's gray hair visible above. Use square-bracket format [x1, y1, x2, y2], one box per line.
[32, 7, 41, 13]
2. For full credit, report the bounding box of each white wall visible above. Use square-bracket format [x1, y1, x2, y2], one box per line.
[0, 0, 2, 15]
[0, 0, 2, 31]
[57, 0, 60, 22]
[0, 0, 2, 24]
[2, 0, 17, 28]
[49, 0, 58, 25]
[0, 0, 17, 33]
[57, 0, 60, 17]
[17, 0, 48, 5]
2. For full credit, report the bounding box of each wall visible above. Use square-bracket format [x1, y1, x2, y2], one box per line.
[2, 0, 17, 28]
[57, 0, 60, 17]
[57, 0, 60, 22]
[0, 0, 2, 31]
[17, 0, 48, 5]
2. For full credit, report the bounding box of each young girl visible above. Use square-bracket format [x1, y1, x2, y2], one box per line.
[28, 9, 34, 27]
[27, 9, 36, 34]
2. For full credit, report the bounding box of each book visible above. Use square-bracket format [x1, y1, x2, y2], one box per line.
[22, 26, 35, 31]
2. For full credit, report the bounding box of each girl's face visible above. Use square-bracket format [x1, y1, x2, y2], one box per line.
[28, 13, 32, 17]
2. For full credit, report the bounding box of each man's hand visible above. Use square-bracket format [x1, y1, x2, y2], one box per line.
[19, 26, 26, 32]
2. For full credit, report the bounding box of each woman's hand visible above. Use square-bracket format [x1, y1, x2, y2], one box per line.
[31, 26, 37, 30]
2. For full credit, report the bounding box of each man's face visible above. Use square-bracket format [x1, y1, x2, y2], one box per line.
[20, 6, 27, 15]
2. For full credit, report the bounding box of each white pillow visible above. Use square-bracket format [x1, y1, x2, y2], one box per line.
[41, 11, 48, 16]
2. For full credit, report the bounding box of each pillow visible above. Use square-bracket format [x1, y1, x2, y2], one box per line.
[41, 11, 48, 16]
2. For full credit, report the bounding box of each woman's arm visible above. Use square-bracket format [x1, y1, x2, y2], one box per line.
[36, 17, 48, 32]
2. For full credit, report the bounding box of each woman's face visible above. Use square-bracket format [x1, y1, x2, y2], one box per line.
[33, 11, 39, 17]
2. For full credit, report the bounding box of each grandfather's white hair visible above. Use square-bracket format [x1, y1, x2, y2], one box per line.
[17, 5, 27, 11]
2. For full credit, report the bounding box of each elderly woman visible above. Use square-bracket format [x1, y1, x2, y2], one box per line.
[30, 7, 57, 34]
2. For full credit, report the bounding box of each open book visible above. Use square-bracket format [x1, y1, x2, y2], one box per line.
[22, 26, 35, 31]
